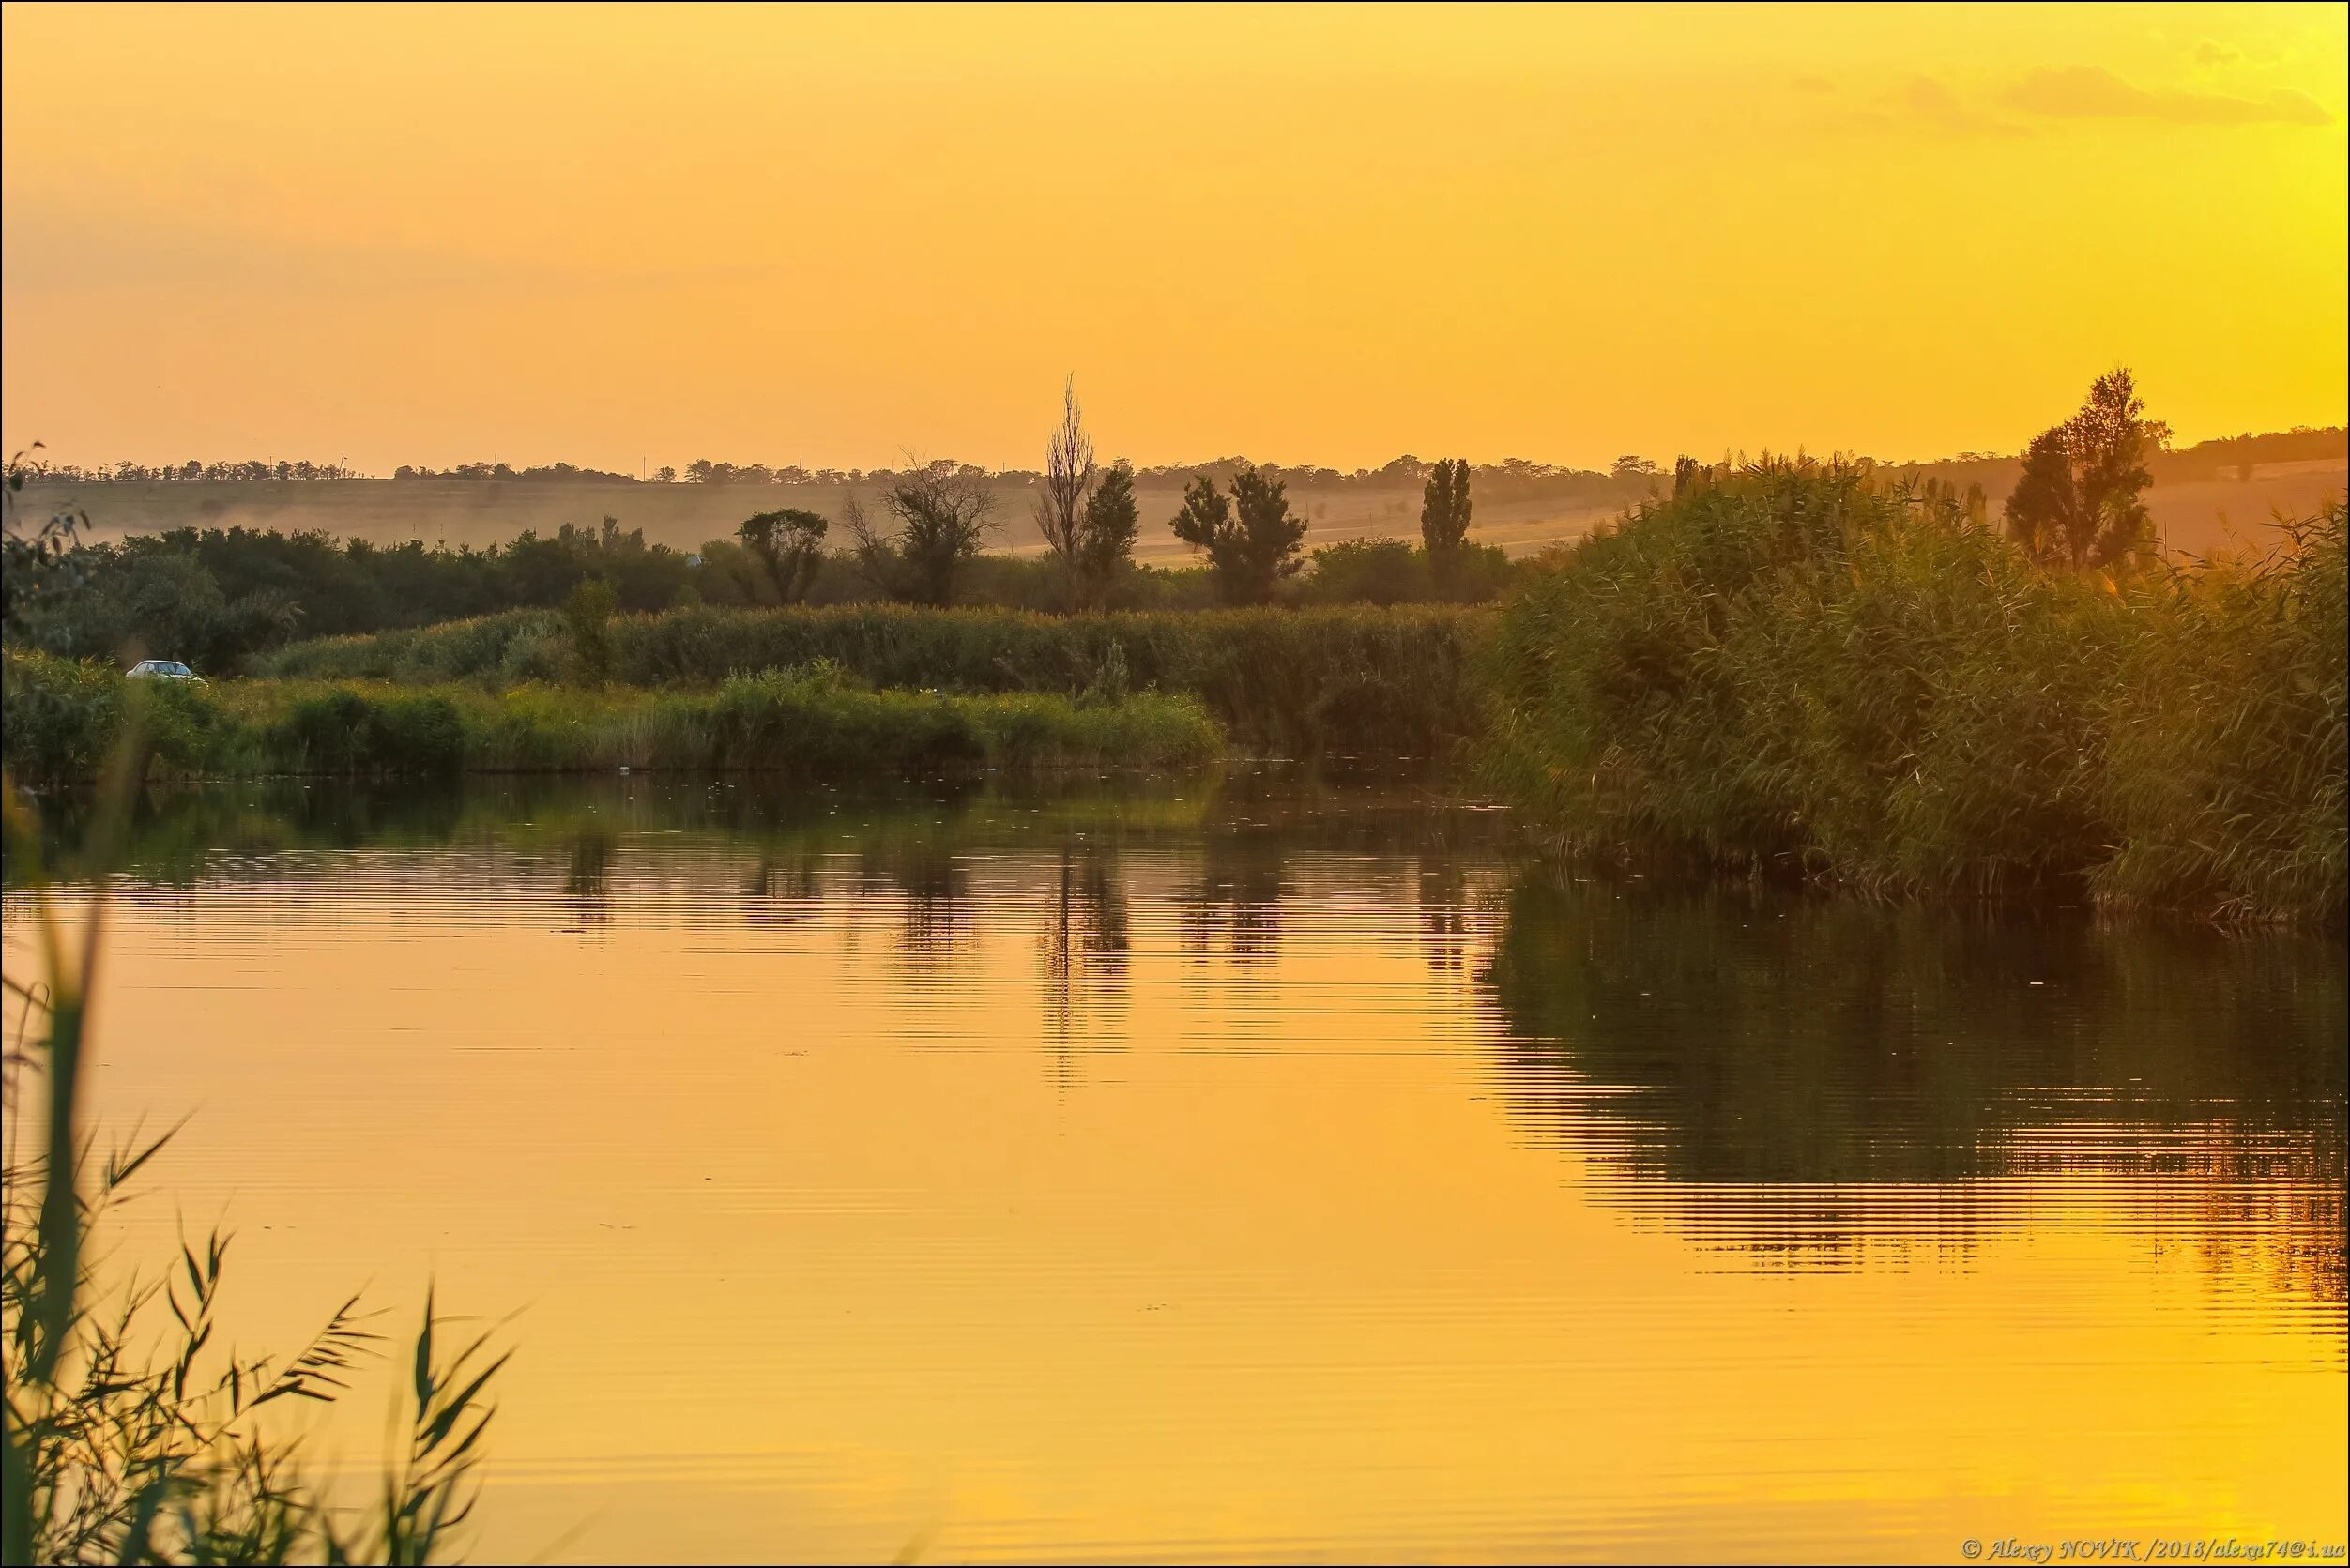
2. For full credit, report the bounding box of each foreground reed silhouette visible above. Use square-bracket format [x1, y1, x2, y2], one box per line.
[1, 706, 509, 1564]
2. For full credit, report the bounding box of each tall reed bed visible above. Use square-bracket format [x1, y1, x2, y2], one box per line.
[2094, 507, 2346, 920]
[1, 654, 1224, 784]
[252, 603, 1491, 757]
[1479, 464, 2344, 924]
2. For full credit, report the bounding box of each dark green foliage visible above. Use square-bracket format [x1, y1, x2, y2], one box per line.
[1228, 465, 1308, 601]
[1420, 457, 1472, 571]
[11, 502, 1493, 677]
[496, 516, 694, 612]
[1305, 540, 1421, 607]
[2005, 427, 2075, 566]
[1299, 540, 1517, 606]
[267, 688, 468, 776]
[1022, 388, 1141, 612]
[700, 670, 987, 773]
[1479, 461, 2346, 924]
[0, 519, 697, 672]
[0, 647, 125, 782]
[1169, 464, 1307, 604]
[2094, 502, 2347, 922]
[735, 508, 828, 604]
[3, 449, 94, 644]
[844, 464, 998, 606]
[1167, 476, 1232, 575]
[561, 577, 619, 685]
[8, 543, 300, 670]
[1078, 463, 1142, 606]
[1032, 379, 1099, 605]
[2004, 368, 2168, 572]
[252, 603, 1492, 757]
[0, 651, 1224, 783]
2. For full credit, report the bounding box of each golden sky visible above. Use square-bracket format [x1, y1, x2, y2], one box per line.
[3, 2, 2343, 474]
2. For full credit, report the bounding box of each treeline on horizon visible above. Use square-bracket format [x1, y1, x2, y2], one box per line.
[0, 515, 1521, 675]
[18, 450, 1641, 497]
[3, 381, 1519, 669]
[24, 423, 2346, 493]
[4, 370, 2343, 925]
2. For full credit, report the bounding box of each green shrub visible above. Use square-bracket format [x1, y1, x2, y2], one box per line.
[562, 576, 619, 684]
[1479, 464, 2345, 923]
[0, 655, 1222, 784]
[255, 603, 1492, 757]
[1300, 539, 1516, 605]
[0, 650, 123, 782]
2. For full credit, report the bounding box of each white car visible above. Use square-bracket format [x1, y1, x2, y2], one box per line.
[126, 659, 207, 685]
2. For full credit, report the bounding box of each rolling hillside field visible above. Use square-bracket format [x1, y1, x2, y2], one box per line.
[20, 457, 2345, 563]
[23, 474, 1625, 560]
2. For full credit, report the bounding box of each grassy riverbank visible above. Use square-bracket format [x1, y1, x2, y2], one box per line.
[252, 602, 1490, 757]
[1, 652, 1223, 784]
[1478, 465, 2346, 924]
[11, 477, 2344, 925]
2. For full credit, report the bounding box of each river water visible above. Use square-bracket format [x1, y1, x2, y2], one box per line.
[7, 771, 2342, 1563]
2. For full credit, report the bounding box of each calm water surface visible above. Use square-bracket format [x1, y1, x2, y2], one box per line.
[8, 773, 2344, 1563]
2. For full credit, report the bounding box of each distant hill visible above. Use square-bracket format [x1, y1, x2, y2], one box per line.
[19, 428, 2344, 563]
[1880, 426, 2346, 558]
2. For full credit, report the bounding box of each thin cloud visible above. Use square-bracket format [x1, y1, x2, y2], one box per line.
[1899, 76, 2027, 137]
[2192, 39, 2240, 68]
[0, 199, 797, 297]
[2004, 65, 2330, 126]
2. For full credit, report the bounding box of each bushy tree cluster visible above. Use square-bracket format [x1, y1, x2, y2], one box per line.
[1169, 464, 1310, 604]
[842, 464, 1000, 607]
[2004, 370, 2171, 573]
[0, 519, 698, 670]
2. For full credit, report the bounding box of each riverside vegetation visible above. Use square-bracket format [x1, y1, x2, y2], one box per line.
[0, 655, 1223, 784]
[7, 372, 2347, 924]
[1479, 459, 2345, 925]
[242, 602, 1488, 758]
[0, 387, 2343, 1568]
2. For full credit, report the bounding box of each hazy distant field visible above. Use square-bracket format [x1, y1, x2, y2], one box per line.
[23, 460, 2345, 562]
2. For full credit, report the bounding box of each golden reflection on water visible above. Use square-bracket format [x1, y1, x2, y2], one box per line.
[6, 777, 2343, 1563]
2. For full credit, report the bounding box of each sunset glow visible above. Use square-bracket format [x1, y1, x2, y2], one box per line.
[4, 2, 2343, 472]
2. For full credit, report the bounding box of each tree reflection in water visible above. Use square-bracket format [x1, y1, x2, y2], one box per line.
[1479, 870, 2346, 1296]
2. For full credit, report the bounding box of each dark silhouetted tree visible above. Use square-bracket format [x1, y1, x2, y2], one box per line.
[1420, 458, 1472, 576]
[2005, 369, 2171, 571]
[2006, 429, 2075, 565]
[1033, 377, 1096, 603]
[1170, 464, 1307, 604]
[844, 462, 998, 606]
[1078, 462, 1140, 605]
[3, 447, 91, 643]
[736, 508, 828, 603]
[1168, 475, 1231, 569]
